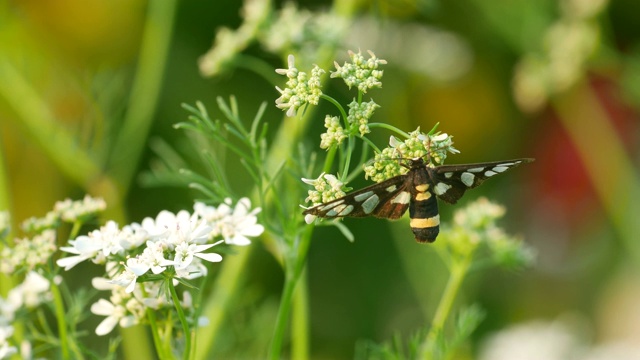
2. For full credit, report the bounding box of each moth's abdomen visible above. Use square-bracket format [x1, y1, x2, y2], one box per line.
[411, 223, 440, 243]
[409, 184, 440, 243]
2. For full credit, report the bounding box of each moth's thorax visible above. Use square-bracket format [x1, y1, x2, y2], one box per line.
[410, 167, 431, 190]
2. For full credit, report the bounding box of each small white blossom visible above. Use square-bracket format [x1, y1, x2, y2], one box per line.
[56, 221, 124, 270]
[109, 268, 139, 294]
[0, 325, 16, 359]
[168, 241, 223, 270]
[90, 298, 138, 336]
[119, 222, 150, 250]
[138, 241, 171, 275]
[196, 198, 264, 246]
[221, 198, 264, 246]
[141, 210, 192, 239]
[140, 210, 211, 248]
[7, 272, 51, 309]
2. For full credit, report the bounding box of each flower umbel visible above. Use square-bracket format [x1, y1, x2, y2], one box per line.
[275, 55, 325, 117]
[0, 230, 57, 273]
[331, 50, 387, 93]
[347, 99, 378, 136]
[54, 195, 106, 223]
[320, 115, 347, 149]
[363, 128, 460, 183]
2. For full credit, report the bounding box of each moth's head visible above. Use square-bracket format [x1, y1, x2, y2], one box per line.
[402, 157, 427, 169]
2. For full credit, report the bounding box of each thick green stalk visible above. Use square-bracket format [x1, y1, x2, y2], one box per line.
[419, 254, 472, 360]
[269, 273, 298, 360]
[291, 268, 310, 360]
[268, 226, 314, 359]
[50, 281, 71, 359]
[145, 305, 169, 360]
[168, 280, 192, 360]
[108, 0, 178, 197]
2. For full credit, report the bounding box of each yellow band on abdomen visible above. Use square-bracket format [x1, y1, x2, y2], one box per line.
[410, 215, 440, 228]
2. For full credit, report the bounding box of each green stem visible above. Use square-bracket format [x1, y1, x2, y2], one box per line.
[144, 295, 168, 360]
[269, 273, 297, 360]
[50, 281, 70, 359]
[320, 94, 349, 123]
[108, 0, 178, 197]
[323, 146, 338, 174]
[419, 254, 472, 360]
[69, 221, 83, 240]
[368, 122, 410, 138]
[168, 280, 191, 360]
[340, 136, 355, 182]
[291, 268, 309, 360]
[268, 227, 314, 360]
[140, 286, 170, 360]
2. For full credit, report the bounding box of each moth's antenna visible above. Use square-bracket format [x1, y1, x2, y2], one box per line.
[426, 135, 433, 165]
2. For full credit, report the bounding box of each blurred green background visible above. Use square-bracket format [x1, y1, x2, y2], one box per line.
[1, 0, 639, 358]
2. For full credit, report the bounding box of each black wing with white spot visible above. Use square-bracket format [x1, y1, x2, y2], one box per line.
[432, 158, 534, 204]
[303, 174, 412, 220]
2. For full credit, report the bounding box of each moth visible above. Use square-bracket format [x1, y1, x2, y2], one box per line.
[303, 157, 534, 243]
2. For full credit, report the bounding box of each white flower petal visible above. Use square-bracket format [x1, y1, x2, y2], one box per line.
[227, 235, 251, 246]
[56, 255, 86, 270]
[95, 316, 118, 336]
[90, 299, 115, 316]
[91, 277, 114, 291]
[240, 224, 264, 237]
[195, 252, 223, 263]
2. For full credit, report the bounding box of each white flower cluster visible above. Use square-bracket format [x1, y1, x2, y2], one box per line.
[17, 195, 105, 234]
[446, 198, 536, 269]
[198, 0, 270, 77]
[55, 198, 264, 335]
[347, 99, 378, 136]
[275, 55, 325, 117]
[54, 195, 107, 223]
[0, 272, 52, 358]
[0, 230, 56, 273]
[363, 129, 460, 183]
[331, 50, 387, 93]
[320, 115, 347, 149]
[260, 2, 349, 55]
[512, 0, 607, 112]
